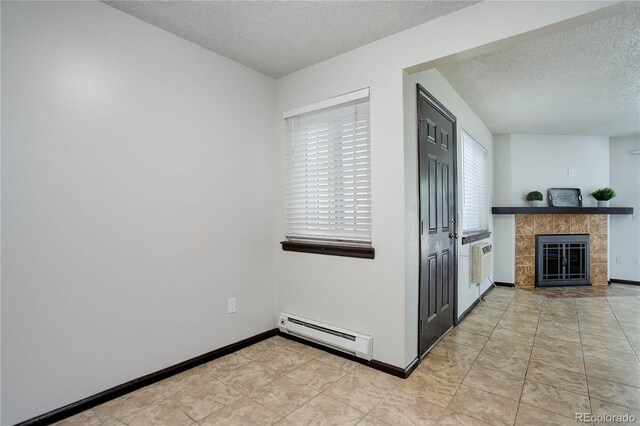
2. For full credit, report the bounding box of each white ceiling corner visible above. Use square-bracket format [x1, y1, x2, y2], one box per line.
[437, 8, 640, 138]
[103, 0, 477, 79]
[102, 1, 638, 137]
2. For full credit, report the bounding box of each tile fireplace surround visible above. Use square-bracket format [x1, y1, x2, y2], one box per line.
[515, 214, 608, 287]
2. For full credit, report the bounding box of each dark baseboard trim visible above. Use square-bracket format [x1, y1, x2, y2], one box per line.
[281, 241, 375, 259]
[369, 357, 419, 379]
[610, 278, 640, 286]
[455, 285, 494, 325]
[277, 332, 417, 379]
[17, 329, 279, 426]
[404, 357, 420, 378]
[494, 281, 515, 288]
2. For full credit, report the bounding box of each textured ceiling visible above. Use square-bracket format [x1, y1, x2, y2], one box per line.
[103, 1, 476, 78]
[437, 8, 640, 138]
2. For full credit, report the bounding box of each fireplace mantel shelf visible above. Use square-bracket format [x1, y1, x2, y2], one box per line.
[492, 206, 634, 215]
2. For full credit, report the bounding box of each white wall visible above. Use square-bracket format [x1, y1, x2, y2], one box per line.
[275, 1, 616, 369]
[403, 69, 494, 341]
[492, 134, 610, 283]
[1, 2, 276, 424]
[492, 135, 515, 284]
[508, 134, 610, 206]
[610, 135, 640, 281]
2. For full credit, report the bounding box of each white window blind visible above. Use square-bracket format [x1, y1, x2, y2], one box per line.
[462, 131, 488, 235]
[285, 93, 371, 244]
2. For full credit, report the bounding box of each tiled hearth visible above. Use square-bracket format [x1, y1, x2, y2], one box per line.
[515, 214, 608, 287]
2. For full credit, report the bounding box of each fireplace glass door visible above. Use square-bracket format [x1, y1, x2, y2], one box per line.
[536, 234, 590, 286]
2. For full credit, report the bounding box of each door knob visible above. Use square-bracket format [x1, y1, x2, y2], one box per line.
[449, 233, 459, 240]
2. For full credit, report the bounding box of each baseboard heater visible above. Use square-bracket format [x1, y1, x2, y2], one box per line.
[278, 313, 373, 360]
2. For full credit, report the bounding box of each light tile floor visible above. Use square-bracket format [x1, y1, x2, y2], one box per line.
[59, 284, 640, 425]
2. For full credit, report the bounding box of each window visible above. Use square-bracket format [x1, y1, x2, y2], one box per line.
[461, 131, 489, 240]
[282, 88, 373, 258]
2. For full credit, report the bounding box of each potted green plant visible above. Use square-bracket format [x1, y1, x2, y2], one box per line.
[526, 191, 544, 207]
[591, 187, 616, 207]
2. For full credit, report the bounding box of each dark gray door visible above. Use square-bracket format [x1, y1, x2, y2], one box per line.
[417, 86, 457, 357]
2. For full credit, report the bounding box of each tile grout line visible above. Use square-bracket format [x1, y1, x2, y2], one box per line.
[92, 409, 106, 426]
[605, 296, 640, 365]
[230, 340, 331, 423]
[440, 288, 518, 425]
[567, 304, 640, 389]
[577, 295, 606, 418]
[318, 364, 401, 419]
[262, 348, 388, 424]
[183, 349, 282, 424]
[512, 290, 543, 426]
[316, 389, 368, 421]
[528, 297, 593, 420]
[190, 340, 301, 424]
[238, 363, 289, 424]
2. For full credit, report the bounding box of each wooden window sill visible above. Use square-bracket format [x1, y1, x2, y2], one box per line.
[461, 231, 491, 245]
[281, 241, 375, 259]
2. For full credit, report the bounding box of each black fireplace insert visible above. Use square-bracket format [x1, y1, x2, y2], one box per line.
[535, 234, 590, 287]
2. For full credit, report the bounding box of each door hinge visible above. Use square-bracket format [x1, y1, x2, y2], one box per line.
[420, 319, 424, 335]
[420, 220, 424, 236]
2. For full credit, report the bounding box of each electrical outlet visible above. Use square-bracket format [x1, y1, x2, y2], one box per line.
[616, 256, 624, 264]
[634, 259, 639, 266]
[568, 169, 577, 178]
[228, 298, 236, 314]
